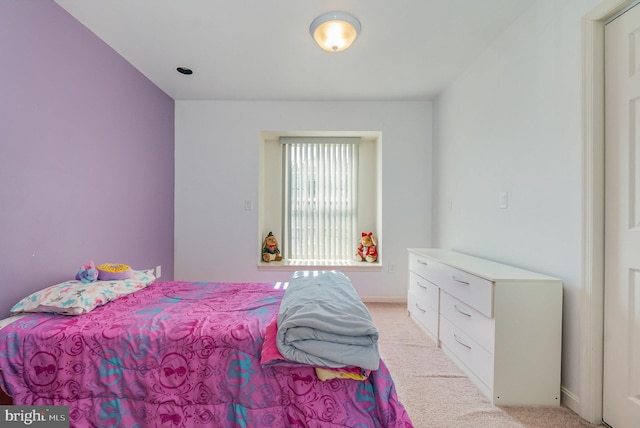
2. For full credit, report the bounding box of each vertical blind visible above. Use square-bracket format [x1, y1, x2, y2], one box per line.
[282, 137, 359, 261]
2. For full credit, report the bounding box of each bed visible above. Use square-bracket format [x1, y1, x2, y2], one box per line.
[0, 271, 413, 427]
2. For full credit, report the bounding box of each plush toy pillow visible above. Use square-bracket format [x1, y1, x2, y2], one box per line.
[75, 261, 98, 283]
[96, 263, 132, 280]
[10, 269, 155, 316]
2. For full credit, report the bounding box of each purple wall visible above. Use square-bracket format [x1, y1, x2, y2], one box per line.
[0, 1, 175, 317]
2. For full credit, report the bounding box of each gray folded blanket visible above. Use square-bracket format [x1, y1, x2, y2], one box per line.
[276, 270, 380, 370]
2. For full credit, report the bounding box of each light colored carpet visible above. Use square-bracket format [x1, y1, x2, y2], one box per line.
[366, 303, 601, 428]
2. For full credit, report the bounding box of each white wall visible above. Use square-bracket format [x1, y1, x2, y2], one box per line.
[433, 0, 601, 408]
[175, 101, 432, 299]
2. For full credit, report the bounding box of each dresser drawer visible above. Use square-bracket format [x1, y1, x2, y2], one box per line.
[409, 271, 439, 311]
[440, 291, 494, 353]
[410, 252, 493, 316]
[409, 252, 433, 279]
[408, 290, 438, 338]
[435, 265, 494, 317]
[440, 316, 494, 389]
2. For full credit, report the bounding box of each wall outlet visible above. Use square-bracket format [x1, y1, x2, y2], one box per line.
[155, 265, 162, 278]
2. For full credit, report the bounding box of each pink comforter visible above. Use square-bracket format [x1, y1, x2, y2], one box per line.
[0, 281, 413, 427]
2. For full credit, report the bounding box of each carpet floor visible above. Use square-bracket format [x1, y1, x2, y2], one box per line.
[366, 303, 602, 428]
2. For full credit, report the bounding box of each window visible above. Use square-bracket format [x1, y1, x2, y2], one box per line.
[258, 131, 381, 268]
[282, 137, 359, 261]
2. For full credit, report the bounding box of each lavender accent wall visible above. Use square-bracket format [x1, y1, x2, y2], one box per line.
[0, 1, 175, 317]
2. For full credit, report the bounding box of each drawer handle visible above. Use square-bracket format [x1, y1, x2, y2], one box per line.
[454, 304, 472, 317]
[453, 334, 472, 350]
[417, 281, 427, 290]
[452, 276, 470, 285]
[414, 303, 426, 313]
[416, 259, 429, 266]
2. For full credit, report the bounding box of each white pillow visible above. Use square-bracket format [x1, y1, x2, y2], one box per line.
[10, 270, 156, 315]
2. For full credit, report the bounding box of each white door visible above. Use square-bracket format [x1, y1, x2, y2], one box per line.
[604, 4, 640, 428]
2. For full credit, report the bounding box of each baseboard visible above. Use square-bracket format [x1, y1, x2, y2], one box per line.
[561, 386, 580, 413]
[361, 296, 407, 304]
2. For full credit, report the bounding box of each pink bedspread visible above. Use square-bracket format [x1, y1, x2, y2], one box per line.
[0, 281, 413, 427]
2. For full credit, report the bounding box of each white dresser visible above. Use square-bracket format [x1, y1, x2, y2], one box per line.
[407, 248, 563, 406]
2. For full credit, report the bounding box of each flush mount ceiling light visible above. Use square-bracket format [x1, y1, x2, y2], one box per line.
[310, 11, 361, 52]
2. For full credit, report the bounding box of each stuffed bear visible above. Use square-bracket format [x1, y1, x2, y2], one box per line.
[262, 231, 283, 262]
[356, 232, 378, 263]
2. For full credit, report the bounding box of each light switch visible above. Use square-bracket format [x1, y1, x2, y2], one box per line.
[499, 192, 508, 209]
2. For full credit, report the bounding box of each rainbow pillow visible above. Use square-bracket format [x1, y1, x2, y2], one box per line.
[96, 263, 132, 280]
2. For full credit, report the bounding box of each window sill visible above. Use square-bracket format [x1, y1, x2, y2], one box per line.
[257, 259, 383, 272]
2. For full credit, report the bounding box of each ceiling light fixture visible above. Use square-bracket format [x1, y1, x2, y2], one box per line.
[310, 11, 361, 52]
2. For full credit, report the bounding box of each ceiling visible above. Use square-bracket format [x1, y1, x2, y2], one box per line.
[54, 0, 535, 102]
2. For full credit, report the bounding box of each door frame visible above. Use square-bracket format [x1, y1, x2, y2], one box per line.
[581, 0, 638, 423]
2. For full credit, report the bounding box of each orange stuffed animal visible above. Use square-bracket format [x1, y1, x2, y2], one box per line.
[356, 232, 378, 263]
